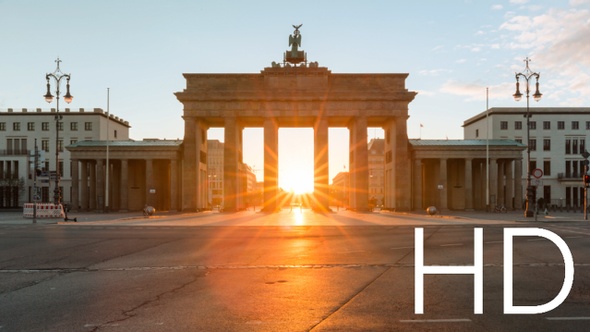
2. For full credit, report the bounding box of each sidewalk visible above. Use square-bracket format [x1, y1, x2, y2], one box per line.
[1, 208, 587, 226]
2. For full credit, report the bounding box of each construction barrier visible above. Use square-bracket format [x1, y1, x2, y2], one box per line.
[23, 203, 65, 219]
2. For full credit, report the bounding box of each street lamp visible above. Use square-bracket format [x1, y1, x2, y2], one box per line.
[44, 58, 73, 205]
[513, 57, 542, 218]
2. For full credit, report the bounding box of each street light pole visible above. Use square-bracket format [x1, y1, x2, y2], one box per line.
[513, 57, 542, 218]
[44, 58, 73, 205]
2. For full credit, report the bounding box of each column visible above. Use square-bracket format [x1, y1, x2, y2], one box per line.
[439, 158, 448, 210]
[146, 159, 154, 207]
[71, 159, 79, 211]
[224, 116, 242, 212]
[96, 159, 104, 211]
[514, 158, 523, 210]
[120, 159, 129, 212]
[506, 159, 514, 210]
[394, 118, 411, 210]
[465, 158, 473, 211]
[413, 158, 423, 210]
[263, 117, 279, 212]
[349, 116, 369, 211]
[80, 161, 88, 210]
[314, 117, 329, 211]
[170, 159, 178, 212]
[489, 158, 498, 207]
[89, 161, 96, 210]
[497, 161, 505, 206]
[181, 117, 197, 211]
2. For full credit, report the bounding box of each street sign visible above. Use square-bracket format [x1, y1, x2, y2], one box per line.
[532, 168, 543, 179]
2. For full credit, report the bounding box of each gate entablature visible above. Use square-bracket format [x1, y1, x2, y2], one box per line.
[176, 70, 416, 128]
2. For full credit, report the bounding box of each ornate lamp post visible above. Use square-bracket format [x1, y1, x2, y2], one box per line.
[513, 57, 542, 218]
[44, 58, 73, 205]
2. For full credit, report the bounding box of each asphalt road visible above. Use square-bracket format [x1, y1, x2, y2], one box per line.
[1, 210, 589, 331]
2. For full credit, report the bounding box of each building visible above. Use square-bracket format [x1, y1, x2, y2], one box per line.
[463, 107, 590, 209]
[207, 139, 224, 208]
[0, 108, 130, 208]
[67, 139, 181, 212]
[368, 138, 385, 207]
[331, 171, 349, 209]
[410, 139, 525, 211]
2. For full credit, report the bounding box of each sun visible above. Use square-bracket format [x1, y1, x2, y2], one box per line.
[280, 167, 314, 194]
[279, 128, 314, 194]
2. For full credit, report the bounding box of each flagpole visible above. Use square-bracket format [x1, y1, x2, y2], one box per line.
[105, 88, 110, 211]
[486, 87, 490, 212]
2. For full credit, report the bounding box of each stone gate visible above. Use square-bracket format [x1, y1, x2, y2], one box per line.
[175, 26, 416, 212]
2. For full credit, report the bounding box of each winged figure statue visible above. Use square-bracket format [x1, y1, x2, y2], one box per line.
[289, 24, 302, 57]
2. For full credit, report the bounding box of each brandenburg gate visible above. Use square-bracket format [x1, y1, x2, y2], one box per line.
[175, 26, 417, 212]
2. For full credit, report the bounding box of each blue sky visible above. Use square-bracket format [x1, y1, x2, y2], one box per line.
[1, 0, 589, 191]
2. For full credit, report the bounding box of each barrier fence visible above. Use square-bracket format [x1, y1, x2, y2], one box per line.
[23, 203, 65, 219]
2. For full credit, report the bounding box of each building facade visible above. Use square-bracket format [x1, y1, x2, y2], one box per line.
[410, 139, 525, 211]
[464, 107, 590, 209]
[0, 108, 130, 208]
[207, 139, 224, 208]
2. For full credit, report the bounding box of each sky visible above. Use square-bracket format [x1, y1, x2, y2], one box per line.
[1, 0, 590, 193]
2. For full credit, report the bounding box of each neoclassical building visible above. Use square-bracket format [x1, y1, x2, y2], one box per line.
[64, 27, 527, 213]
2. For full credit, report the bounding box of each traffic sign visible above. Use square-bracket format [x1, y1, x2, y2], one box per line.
[532, 168, 543, 179]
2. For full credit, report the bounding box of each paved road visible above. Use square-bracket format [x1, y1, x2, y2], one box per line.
[1, 209, 589, 331]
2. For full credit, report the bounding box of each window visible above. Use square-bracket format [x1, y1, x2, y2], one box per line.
[529, 138, 537, 151]
[70, 139, 77, 145]
[558, 121, 565, 130]
[57, 122, 63, 131]
[58, 140, 63, 152]
[70, 122, 78, 131]
[543, 139, 551, 151]
[13, 122, 20, 131]
[515, 138, 523, 144]
[42, 122, 49, 131]
[515, 121, 522, 130]
[475, 129, 479, 138]
[543, 121, 550, 130]
[529, 121, 536, 130]
[0, 122, 5, 131]
[84, 122, 92, 131]
[114, 130, 118, 138]
[543, 160, 551, 176]
[501, 121, 508, 130]
[586, 121, 590, 130]
[41, 139, 49, 152]
[27, 122, 35, 131]
[572, 121, 579, 130]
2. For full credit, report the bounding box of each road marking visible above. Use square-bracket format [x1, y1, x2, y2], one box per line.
[485, 240, 503, 244]
[400, 318, 471, 323]
[546, 317, 590, 321]
[390, 246, 414, 250]
[440, 243, 463, 247]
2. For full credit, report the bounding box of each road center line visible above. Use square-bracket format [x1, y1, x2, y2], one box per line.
[400, 318, 471, 323]
[440, 243, 464, 247]
[390, 246, 414, 250]
[546, 317, 590, 321]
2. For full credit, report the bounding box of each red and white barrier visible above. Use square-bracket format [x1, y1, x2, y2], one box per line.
[23, 203, 65, 219]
